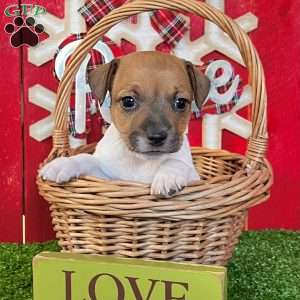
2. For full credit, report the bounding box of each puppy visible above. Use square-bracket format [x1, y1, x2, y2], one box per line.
[40, 51, 210, 197]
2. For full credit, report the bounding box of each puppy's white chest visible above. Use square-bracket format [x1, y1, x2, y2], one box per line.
[93, 124, 197, 185]
[93, 125, 165, 183]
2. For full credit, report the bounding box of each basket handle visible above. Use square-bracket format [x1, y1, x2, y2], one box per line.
[50, 0, 268, 168]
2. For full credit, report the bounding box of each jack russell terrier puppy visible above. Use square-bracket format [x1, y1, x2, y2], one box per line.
[40, 51, 210, 197]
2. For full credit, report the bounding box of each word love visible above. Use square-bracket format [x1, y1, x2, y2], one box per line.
[4, 4, 46, 17]
[33, 252, 227, 300]
[64, 271, 188, 300]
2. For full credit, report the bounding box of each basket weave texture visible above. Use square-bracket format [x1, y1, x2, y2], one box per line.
[37, 0, 273, 266]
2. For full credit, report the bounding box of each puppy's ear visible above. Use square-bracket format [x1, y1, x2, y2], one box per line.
[88, 59, 119, 104]
[185, 61, 210, 109]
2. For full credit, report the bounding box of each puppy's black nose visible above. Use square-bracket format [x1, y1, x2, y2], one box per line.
[147, 131, 168, 146]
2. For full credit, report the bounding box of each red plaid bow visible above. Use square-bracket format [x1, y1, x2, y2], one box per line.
[79, 0, 188, 47]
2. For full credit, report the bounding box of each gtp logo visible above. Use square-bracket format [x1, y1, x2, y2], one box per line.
[4, 4, 47, 48]
[4, 4, 46, 17]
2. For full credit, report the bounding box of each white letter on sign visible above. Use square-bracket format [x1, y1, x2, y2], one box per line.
[205, 60, 240, 105]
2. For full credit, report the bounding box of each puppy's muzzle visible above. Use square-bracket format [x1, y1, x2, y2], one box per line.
[147, 130, 168, 147]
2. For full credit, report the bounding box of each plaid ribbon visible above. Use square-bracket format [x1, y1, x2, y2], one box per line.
[79, 0, 188, 47]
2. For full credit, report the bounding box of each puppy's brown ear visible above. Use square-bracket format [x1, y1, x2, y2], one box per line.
[185, 61, 210, 109]
[88, 59, 119, 104]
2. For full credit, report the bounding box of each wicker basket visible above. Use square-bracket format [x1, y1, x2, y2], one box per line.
[37, 0, 273, 266]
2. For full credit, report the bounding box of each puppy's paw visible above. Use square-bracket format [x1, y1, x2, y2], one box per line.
[39, 157, 80, 183]
[151, 171, 187, 198]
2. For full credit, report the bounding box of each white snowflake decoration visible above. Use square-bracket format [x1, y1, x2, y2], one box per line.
[202, 85, 252, 149]
[29, 84, 56, 141]
[28, 0, 86, 66]
[174, 0, 258, 66]
[29, 0, 87, 147]
[29, 0, 258, 150]
[106, 12, 163, 51]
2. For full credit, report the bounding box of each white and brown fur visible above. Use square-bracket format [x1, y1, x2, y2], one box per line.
[40, 51, 210, 197]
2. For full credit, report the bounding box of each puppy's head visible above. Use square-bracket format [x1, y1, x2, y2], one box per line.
[89, 51, 210, 155]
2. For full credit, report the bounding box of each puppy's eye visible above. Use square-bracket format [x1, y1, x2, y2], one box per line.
[121, 96, 137, 111]
[173, 97, 188, 112]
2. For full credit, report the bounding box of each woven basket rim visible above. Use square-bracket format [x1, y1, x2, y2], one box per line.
[38, 148, 273, 220]
[40, 147, 269, 187]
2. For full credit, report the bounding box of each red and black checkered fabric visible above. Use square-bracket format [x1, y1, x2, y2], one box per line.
[78, 0, 188, 47]
[150, 10, 187, 47]
[79, 0, 126, 27]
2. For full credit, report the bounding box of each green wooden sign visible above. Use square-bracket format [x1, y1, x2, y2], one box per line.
[33, 252, 227, 300]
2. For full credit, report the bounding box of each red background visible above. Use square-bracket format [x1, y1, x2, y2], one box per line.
[0, 0, 299, 243]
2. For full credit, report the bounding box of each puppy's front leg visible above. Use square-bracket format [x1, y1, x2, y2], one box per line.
[151, 159, 200, 198]
[40, 153, 108, 183]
